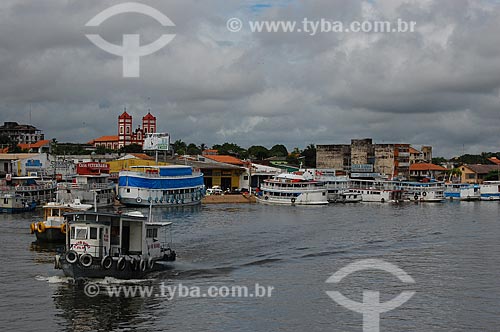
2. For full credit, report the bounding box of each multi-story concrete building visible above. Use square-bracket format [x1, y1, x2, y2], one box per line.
[0, 122, 44, 144]
[317, 138, 413, 179]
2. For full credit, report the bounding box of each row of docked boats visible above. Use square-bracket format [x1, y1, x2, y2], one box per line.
[256, 169, 500, 205]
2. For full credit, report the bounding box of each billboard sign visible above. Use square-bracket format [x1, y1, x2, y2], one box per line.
[351, 164, 374, 173]
[143, 133, 170, 151]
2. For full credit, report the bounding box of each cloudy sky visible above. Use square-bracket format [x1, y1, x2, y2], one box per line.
[1, 0, 499, 157]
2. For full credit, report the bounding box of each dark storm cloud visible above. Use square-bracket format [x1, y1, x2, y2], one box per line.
[0, 0, 499, 157]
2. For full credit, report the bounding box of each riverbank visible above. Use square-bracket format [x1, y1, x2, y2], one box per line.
[202, 194, 256, 204]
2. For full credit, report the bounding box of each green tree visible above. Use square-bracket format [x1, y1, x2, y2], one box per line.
[172, 140, 187, 155]
[301, 144, 316, 168]
[120, 144, 143, 153]
[269, 144, 288, 157]
[212, 143, 247, 158]
[186, 143, 202, 155]
[485, 170, 500, 181]
[432, 157, 447, 165]
[247, 145, 270, 160]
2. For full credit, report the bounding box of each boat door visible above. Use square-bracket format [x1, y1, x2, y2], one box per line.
[121, 226, 130, 254]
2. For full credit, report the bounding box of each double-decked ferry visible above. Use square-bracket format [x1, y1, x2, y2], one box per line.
[303, 169, 350, 203]
[57, 162, 116, 208]
[349, 179, 404, 203]
[0, 176, 57, 213]
[118, 165, 205, 206]
[398, 181, 445, 202]
[257, 173, 328, 205]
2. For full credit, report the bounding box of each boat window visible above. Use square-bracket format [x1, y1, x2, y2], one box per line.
[75, 227, 88, 240]
[90, 227, 98, 240]
[146, 228, 158, 238]
[70, 226, 75, 239]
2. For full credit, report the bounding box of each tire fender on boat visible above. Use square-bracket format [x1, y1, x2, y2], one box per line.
[37, 222, 46, 233]
[264, 196, 269, 201]
[422, 192, 427, 197]
[101, 256, 113, 269]
[147, 257, 154, 270]
[117, 257, 127, 271]
[66, 250, 78, 264]
[80, 253, 93, 268]
[60, 223, 67, 234]
[291, 197, 296, 204]
[30, 222, 36, 234]
[139, 259, 147, 272]
[130, 258, 139, 271]
[136, 197, 142, 204]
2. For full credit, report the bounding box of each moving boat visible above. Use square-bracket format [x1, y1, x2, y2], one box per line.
[480, 181, 500, 201]
[444, 183, 481, 201]
[257, 173, 328, 205]
[30, 199, 93, 243]
[54, 210, 176, 279]
[118, 165, 205, 206]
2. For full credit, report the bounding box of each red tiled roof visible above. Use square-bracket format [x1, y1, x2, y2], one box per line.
[118, 111, 132, 119]
[142, 112, 156, 120]
[488, 157, 500, 165]
[204, 155, 245, 165]
[18, 139, 51, 150]
[410, 163, 447, 171]
[463, 164, 500, 174]
[409, 147, 421, 154]
[91, 135, 119, 143]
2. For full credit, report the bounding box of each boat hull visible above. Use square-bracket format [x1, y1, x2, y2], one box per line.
[58, 256, 174, 280]
[119, 197, 202, 207]
[34, 227, 66, 243]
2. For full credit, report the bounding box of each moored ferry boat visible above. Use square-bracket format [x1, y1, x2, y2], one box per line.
[0, 193, 36, 213]
[118, 165, 205, 206]
[0, 176, 56, 213]
[398, 181, 445, 202]
[30, 199, 93, 243]
[54, 210, 176, 279]
[444, 183, 481, 201]
[349, 179, 404, 203]
[257, 173, 328, 205]
[303, 169, 350, 202]
[480, 181, 500, 201]
[57, 162, 116, 208]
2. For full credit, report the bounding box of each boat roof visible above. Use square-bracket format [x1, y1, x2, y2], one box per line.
[64, 211, 147, 220]
[130, 165, 191, 169]
[12, 176, 39, 180]
[146, 221, 172, 227]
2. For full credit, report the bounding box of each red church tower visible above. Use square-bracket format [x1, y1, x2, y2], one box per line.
[118, 110, 133, 148]
[142, 112, 157, 134]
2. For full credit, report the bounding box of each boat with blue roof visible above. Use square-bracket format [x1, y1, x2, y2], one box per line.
[117, 165, 205, 206]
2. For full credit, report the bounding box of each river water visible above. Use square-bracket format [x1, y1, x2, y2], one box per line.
[1, 202, 499, 332]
